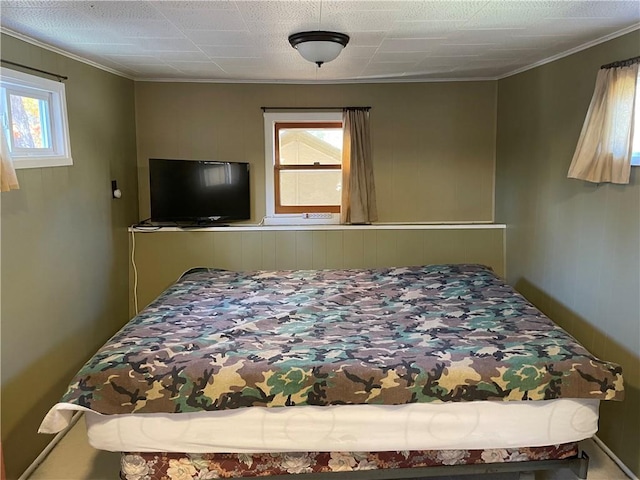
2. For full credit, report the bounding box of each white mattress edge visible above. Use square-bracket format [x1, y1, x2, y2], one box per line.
[82, 399, 601, 453]
[39, 403, 97, 434]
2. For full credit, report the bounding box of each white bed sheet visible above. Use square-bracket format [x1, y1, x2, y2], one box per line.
[84, 398, 599, 453]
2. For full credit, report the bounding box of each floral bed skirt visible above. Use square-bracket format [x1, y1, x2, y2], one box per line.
[120, 443, 578, 479]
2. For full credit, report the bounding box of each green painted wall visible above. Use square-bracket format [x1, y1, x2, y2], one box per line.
[496, 31, 640, 476]
[129, 227, 505, 313]
[0, 34, 139, 479]
[134, 80, 497, 224]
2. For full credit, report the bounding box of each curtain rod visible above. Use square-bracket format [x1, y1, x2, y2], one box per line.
[1, 59, 68, 81]
[261, 106, 371, 111]
[600, 55, 640, 70]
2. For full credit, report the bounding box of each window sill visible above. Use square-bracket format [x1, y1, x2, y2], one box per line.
[130, 222, 505, 232]
[13, 155, 73, 169]
[262, 214, 340, 226]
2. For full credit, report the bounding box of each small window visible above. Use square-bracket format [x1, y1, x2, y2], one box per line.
[264, 112, 342, 224]
[0, 67, 72, 169]
[632, 72, 640, 166]
[275, 122, 342, 214]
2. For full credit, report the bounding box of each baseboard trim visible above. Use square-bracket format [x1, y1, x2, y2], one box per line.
[593, 435, 638, 480]
[18, 411, 83, 480]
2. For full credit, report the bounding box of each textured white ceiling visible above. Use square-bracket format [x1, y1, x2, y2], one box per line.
[1, 0, 639, 82]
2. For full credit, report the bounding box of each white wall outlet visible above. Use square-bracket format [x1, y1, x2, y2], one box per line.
[303, 213, 334, 219]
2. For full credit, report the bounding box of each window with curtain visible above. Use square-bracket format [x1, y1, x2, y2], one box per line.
[0, 67, 72, 170]
[567, 56, 639, 184]
[263, 111, 342, 225]
[263, 108, 377, 225]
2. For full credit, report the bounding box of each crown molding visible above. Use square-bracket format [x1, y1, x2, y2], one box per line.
[1, 27, 133, 80]
[498, 23, 640, 80]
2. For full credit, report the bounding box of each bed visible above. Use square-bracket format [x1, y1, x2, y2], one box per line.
[39, 264, 624, 479]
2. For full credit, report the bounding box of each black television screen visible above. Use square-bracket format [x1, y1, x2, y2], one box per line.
[149, 158, 250, 224]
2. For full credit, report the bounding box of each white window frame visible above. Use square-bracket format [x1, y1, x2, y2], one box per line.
[0, 67, 72, 169]
[263, 111, 341, 225]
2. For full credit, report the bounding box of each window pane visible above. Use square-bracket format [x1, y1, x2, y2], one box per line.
[279, 128, 342, 165]
[9, 93, 49, 149]
[280, 170, 342, 206]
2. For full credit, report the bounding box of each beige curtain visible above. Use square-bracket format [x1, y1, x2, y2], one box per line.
[341, 108, 377, 224]
[0, 127, 19, 192]
[567, 61, 638, 184]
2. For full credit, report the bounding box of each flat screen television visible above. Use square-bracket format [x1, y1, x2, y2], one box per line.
[149, 158, 250, 224]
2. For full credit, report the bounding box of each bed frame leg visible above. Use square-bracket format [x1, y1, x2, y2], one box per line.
[518, 472, 535, 480]
[572, 449, 590, 480]
[513, 449, 589, 480]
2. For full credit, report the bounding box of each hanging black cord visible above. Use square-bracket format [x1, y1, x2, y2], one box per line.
[600, 55, 640, 70]
[1, 59, 68, 81]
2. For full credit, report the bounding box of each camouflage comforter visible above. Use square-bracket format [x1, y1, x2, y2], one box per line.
[57, 264, 624, 417]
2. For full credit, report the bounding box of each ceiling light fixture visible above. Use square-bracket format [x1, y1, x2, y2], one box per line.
[288, 31, 350, 67]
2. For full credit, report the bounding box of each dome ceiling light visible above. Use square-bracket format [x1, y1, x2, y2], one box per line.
[288, 31, 350, 67]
